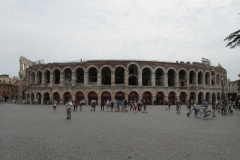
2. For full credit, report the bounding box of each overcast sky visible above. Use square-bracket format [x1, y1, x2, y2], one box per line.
[0, 0, 239, 80]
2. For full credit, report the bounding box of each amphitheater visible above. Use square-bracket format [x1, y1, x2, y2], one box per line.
[18, 56, 227, 105]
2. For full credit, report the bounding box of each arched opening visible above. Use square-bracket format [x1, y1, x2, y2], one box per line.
[198, 92, 204, 104]
[115, 67, 124, 84]
[115, 91, 125, 101]
[168, 92, 176, 104]
[217, 92, 220, 101]
[88, 91, 98, 105]
[64, 68, 72, 85]
[155, 68, 164, 86]
[189, 92, 196, 101]
[36, 92, 41, 104]
[156, 92, 164, 105]
[206, 92, 210, 102]
[31, 72, 35, 84]
[212, 93, 216, 103]
[168, 69, 175, 86]
[63, 92, 72, 104]
[31, 93, 34, 103]
[101, 67, 111, 85]
[53, 69, 60, 84]
[128, 64, 138, 86]
[142, 68, 151, 86]
[143, 91, 152, 105]
[211, 71, 215, 85]
[53, 92, 60, 104]
[76, 68, 84, 84]
[27, 93, 30, 103]
[205, 72, 210, 85]
[43, 92, 50, 104]
[44, 70, 50, 84]
[180, 92, 187, 104]
[198, 71, 203, 84]
[179, 70, 187, 86]
[189, 70, 196, 85]
[88, 67, 97, 83]
[128, 91, 138, 101]
[216, 74, 220, 85]
[101, 91, 111, 102]
[27, 71, 30, 83]
[76, 92, 84, 102]
[36, 71, 42, 84]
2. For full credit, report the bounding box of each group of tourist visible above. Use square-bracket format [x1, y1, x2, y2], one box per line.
[61, 99, 147, 120]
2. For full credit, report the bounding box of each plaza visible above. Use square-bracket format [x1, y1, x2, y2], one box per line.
[1, 103, 239, 160]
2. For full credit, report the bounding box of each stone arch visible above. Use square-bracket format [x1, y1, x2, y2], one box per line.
[31, 93, 35, 103]
[75, 91, 84, 102]
[212, 92, 216, 103]
[63, 68, 72, 85]
[31, 72, 35, 84]
[100, 65, 113, 71]
[167, 68, 176, 86]
[180, 92, 187, 104]
[128, 64, 139, 86]
[127, 62, 140, 71]
[115, 66, 125, 84]
[75, 67, 84, 84]
[142, 91, 152, 105]
[205, 71, 210, 85]
[189, 92, 196, 101]
[216, 74, 220, 85]
[155, 68, 164, 86]
[53, 68, 60, 84]
[189, 70, 196, 85]
[198, 92, 204, 104]
[198, 71, 204, 84]
[101, 91, 111, 102]
[128, 91, 139, 101]
[88, 66, 98, 83]
[88, 91, 98, 105]
[36, 71, 43, 84]
[156, 91, 165, 105]
[168, 91, 176, 104]
[43, 92, 50, 104]
[63, 92, 72, 104]
[43, 69, 51, 84]
[206, 92, 210, 102]
[101, 67, 111, 85]
[36, 92, 42, 104]
[142, 67, 152, 86]
[53, 92, 60, 104]
[115, 91, 125, 101]
[179, 69, 187, 86]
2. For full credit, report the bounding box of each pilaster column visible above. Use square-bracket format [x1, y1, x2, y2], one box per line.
[152, 95, 156, 105]
[41, 74, 45, 86]
[60, 72, 64, 86]
[165, 95, 168, 102]
[111, 70, 115, 86]
[124, 70, 128, 86]
[138, 71, 142, 86]
[203, 75, 205, 88]
[175, 74, 179, 87]
[164, 73, 168, 87]
[50, 72, 54, 86]
[97, 72, 101, 86]
[35, 73, 37, 84]
[151, 73, 155, 87]
[98, 94, 101, 105]
[186, 75, 189, 87]
[72, 72, 76, 86]
[84, 72, 88, 86]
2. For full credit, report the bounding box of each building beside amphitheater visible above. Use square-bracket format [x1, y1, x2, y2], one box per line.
[18, 56, 228, 105]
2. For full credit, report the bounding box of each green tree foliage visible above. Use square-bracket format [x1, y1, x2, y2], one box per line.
[224, 29, 240, 49]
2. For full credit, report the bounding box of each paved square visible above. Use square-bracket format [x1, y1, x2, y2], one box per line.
[1, 103, 239, 160]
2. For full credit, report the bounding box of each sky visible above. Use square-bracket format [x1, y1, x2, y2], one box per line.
[0, 0, 239, 81]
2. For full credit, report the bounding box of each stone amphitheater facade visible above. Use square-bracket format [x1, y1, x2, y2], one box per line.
[19, 56, 228, 105]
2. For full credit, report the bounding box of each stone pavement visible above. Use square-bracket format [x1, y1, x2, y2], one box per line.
[0, 103, 240, 160]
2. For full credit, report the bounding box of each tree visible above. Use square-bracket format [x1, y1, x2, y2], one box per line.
[224, 29, 240, 49]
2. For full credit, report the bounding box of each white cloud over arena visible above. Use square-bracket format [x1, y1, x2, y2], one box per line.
[0, 0, 239, 80]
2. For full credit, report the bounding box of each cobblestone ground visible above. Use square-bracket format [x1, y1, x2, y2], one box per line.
[0, 103, 240, 160]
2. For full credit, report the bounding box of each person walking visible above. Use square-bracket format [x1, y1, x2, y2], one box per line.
[142, 100, 147, 113]
[53, 100, 57, 112]
[101, 100, 105, 111]
[175, 99, 180, 114]
[202, 99, 209, 118]
[66, 99, 73, 120]
[91, 100, 96, 111]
